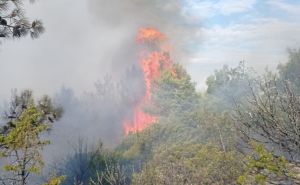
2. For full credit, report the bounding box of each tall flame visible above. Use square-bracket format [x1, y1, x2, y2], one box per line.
[123, 28, 173, 135]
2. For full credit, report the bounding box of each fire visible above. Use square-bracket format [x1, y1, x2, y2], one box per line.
[136, 28, 166, 44]
[123, 28, 173, 135]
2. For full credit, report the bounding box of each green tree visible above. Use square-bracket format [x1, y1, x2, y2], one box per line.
[1, 90, 63, 135]
[206, 61, 255, 110]
[278, 48, 300, 87]
[150, 63, 199, 126]
[117, 64, 242, 184]
[237, 142, 292, 185]
[150, 63, 236, 150]
[195, 106, 236, 152]
[56, 139, 130, 185]
[0, 0, 44, 39]
[0, 90, 63, 185]
[132, 144, 244, 185]
[43, 176, 65, 185]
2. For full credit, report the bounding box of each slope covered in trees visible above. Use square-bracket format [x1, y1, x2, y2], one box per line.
[1, 39, 300, 184]
[52, 50, 300, 185]
[1, 0, 300, 184]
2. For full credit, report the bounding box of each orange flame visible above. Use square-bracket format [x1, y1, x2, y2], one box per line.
[136, 27, 166, 43]
[123, 28, 173, 135]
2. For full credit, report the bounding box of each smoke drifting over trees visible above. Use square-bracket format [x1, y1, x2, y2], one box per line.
[2, 0, 300, 185]
[43, 0, 204, 157]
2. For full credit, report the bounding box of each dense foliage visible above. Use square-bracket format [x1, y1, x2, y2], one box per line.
[2, 50, 300, 184]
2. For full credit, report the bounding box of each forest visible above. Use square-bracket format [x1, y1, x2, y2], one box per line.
[1, 0, 300, 185]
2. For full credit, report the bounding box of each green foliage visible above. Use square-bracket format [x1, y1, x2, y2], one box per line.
[0, 90, 63, 184]
[1, 106, 48, 168]
[206, 61, 255, 110]
[116, 61, 300, 184]
[195, 106, 236, 151]
[1, 90, 63, 135]
[132, 144, 244, 185]
[150, 64, 199, 126]
[237, 142, 291, 185]
[116, 63, 240, 184]
[58, 140, 131, 185]
[206, 61, 249, 93]
[43, 174, 66, 185]
[117, 64, 202, 158]
[14, 57, 298, 185]
[0, 106, 49, 184]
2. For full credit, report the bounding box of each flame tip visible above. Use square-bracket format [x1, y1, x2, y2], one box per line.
[123, 27, 174, 136]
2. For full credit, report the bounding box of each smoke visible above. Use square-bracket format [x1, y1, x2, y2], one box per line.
[43, 0, 202, 149]
[43, 66, 145, 162]
[88, 0, 201, 66]
[0, 0, 203, 174]
[41, 0, 200, 151]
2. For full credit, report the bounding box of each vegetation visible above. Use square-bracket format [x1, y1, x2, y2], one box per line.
[0, 0, 44, 39]
[0, 90, 62, 185]
[237, 142, 292, 185]
[43, 174, 65, 185]
[1, 25, 300, 184]
[132, 144, 243, 185]
[48, 139, 131, 185]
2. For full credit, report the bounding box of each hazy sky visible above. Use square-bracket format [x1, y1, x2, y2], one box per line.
[1, 0, 300, 101]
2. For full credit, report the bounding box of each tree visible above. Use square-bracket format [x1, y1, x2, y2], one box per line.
[43, 174, 65, 185]
[278, 48, 300, 87]
[206, 61, 255, 110]
[235, 72, 300, 161]
[132, 144, 244, 185]
[56, 139, 130, 185]
[89, 161, 128, 185]
[149, 64, 199, 126]
[0, 90, 63, 185]
[0, 0, 44, 39]
[117, 62, 244, 184]
[195, 106, 237, 152]
[57, 139, 101, 185]
[237, 142, 292, 185]
[149, 63, 237, 151]
[1, 90, 62, 135]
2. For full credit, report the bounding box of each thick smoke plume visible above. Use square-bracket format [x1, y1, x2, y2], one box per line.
[42, 0, 201, 165]
[88, 0, 200, 68]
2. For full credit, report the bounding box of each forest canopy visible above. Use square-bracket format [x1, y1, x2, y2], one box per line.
[2, 51, 300, 184]
[1, 1, 300, 185]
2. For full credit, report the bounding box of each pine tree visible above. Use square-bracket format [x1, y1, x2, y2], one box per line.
[0, 90, 63, 185]
[0, 0, 44, 39]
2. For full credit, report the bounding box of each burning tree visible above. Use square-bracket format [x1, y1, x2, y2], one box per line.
[123, 28, 174, 135]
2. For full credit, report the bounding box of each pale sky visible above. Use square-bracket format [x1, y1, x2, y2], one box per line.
[1, 0, 300, 100]
[185, 0, 300, 89]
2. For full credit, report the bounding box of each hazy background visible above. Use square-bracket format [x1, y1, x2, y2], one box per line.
[1, 0, 300, 161]
[1, 0, 300, 99]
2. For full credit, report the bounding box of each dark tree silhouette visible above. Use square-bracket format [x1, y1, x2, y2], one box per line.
[0, 0, 44, 39]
